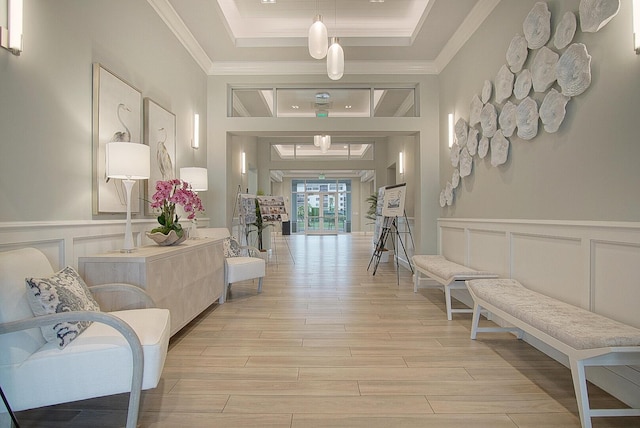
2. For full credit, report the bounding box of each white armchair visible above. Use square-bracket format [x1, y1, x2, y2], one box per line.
[0, 248, 170, 428]
[199, 228, 265, 303]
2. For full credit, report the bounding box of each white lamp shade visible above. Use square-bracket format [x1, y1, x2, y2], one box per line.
[180, 167, 208, 191]
[308, 15, 328, 59]
[319, 135, 331, 153]
[105, 142, 150, 180]
[327, 38, 344, 80]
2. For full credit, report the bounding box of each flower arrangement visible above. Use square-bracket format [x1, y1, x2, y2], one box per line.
[149, 179, 204, 238]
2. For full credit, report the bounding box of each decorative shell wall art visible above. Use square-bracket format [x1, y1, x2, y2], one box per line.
[455, 118, 469, 148]
[531, 46, 559, 93]
[469, 95, 483, 126]
[556, 43, 592, 97]
[439, 189, 446, 207]
[480, 103, 498, 138]
[514, 69, 532, 100]
[478, 136, 489, 159]
[482, 80, 492, 103]
[506, 34, 529, 73]
[495, 64, 515, 104]
[450, 141, 461, 167]
[445, 182, 454, 206]
[523, 2, 551, 50]
[579, 0, 620, 33]
[459, 147, 473, 178]
[554, 11, 577, 49]
[499, 101, 517, 138]
[467, 128, 479, 156]
[452, 169, 460, 188]
[516, 96, 539, 140]
[490, 130, 510, 167]
[540, 88, 571, 133]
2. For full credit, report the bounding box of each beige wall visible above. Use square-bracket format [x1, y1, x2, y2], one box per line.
[438, 0, 640, 221]
[0, 0, 207, 223]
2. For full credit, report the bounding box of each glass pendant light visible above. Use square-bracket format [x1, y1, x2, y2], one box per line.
[327, 37, 344, 80]
[308, 15, 328, 59]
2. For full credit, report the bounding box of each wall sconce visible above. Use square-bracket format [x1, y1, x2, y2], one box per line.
[241, 151, 246, 174]
[448, 113, 454, 148]
[192, 113, 200, 149]
[1, 0, 23, 55]
[634, 0, 640, 54]
[398, 151, 404, 175]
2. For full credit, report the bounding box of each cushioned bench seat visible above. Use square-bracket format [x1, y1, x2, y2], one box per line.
[467, 278, 640, 428]
[412, 255, 497, 320]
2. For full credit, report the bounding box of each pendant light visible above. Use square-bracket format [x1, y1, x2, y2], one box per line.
[319, 135, 331, 153]
[327, 37, 344, 80]
[308, 0, 328, 59]
[314, 135, 322, 147]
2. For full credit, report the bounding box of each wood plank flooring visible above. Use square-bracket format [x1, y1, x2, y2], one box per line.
[14, 234, 640, 427]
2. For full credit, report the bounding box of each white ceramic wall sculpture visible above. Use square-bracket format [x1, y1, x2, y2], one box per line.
[557, 43, 592, 97]
[482, 80, 492, 103]
[540, 88, 571, 133]
[467, 128, 479, 156]
[439, 189, 446, 207]
[554, 11, 577, 49]
[499, 101, 517, 138]
[506, 34, 529, 73]
[469, 95, 483, 126]
[579, 0, 620, 33]
[514, 69, 532, 100]
[495, 64, 515, 104]
[450, 141, 461, 167]
[455, 118, 469, 148]
[523, 2, 551, 50]
[531, 46, 559, 93]
[480, 103, 498, 138]
[444, 182, 454, 206]
[452, 169, 460, 188]
[478, 136, 489, 159]
[490, 130, 509, 167]
[459, 147, 473, 178]
[516, 96, 539, 140]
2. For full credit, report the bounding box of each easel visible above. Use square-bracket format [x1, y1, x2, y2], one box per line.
[367, 212, 414, 285]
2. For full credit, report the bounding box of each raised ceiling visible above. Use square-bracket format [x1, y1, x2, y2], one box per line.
[149, 0, 500, 75]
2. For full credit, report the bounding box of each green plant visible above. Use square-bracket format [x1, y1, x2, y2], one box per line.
[247, 191, 273, 250]
[365, 193, 378, 223]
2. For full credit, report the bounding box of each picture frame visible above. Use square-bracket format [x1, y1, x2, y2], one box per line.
[144, 98, 176, 215]
[92, 63, 143, 214]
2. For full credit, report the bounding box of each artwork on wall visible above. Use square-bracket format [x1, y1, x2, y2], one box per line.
[144, 98, 176, 215]
[440, 0, 617, 208]
[92, 63, 143, 214]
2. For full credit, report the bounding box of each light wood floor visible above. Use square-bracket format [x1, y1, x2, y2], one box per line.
[15, 234, 640, 427]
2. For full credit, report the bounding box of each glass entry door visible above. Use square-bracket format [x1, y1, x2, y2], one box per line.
[306, 192, 337, 235]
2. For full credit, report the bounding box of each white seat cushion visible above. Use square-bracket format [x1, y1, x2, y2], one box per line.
[0, 307, 170, 411]
[468, 279, 640, 350]
[413, 255, 496, 284]
[225, 257, 265, 284]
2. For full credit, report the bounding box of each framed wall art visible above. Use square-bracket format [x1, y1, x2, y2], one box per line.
[144, 97, 176, 215]
[92, 63, 143, 214]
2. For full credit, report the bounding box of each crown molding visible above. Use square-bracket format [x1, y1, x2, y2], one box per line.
[146, 0, 214, 73]
[434, 0, 501, 72]
[210, 60, 438, 76]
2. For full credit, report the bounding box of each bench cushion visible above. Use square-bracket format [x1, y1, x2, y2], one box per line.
[412, 255, 496, 283]
[467, 279, 640, 350]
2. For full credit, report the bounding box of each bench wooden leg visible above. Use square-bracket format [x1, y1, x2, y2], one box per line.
[444, 285, 453, 321]
[570, 358, 592, 428]
[470, 302, 482, 339]
[413, 272, 420, 293]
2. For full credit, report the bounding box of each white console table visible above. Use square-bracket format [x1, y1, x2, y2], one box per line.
[78, 232, 226, 336]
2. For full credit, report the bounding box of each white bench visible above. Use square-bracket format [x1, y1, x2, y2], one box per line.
[412, 255, 497, 320]
[467, 278, 640, 428]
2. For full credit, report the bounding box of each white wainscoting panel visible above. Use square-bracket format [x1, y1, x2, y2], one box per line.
[468, 229, 508, 277]
[592, 240, 640, 329]
[440, 226, 466, 264]
[511, 233, 585, 308]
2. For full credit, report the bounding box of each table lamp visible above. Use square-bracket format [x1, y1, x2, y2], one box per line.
[106, 142, 150, 252]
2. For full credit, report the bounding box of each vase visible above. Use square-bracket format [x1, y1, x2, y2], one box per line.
[146, 229, 187, 246]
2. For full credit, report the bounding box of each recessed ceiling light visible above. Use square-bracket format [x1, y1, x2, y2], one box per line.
[261, 0, 276, 3]
[291, 105, 299, 109]
[370, 0, 384, 2]
[345, 105, 352, 109]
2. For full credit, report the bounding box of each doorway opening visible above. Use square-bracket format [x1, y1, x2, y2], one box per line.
[291, 179, 351, 235]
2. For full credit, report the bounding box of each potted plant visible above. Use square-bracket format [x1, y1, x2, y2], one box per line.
[366, 192, 390, 262]
[247, 191, 273, 251]
[147, 179, 204, 245]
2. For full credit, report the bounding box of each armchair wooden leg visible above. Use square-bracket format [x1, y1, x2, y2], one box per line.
[258, 277, 263, 293]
